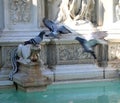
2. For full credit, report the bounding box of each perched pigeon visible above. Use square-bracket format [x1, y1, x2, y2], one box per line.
[75, 36, 107, 61]
[43, 18, 71, 38]
[24, 31, 45, 46]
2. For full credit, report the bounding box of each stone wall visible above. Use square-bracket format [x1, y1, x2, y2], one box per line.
[0, 0, 120, 73]
[106, 40, 120, 68]
[0, 37, 108, 71]
[46, 40, 94, 66]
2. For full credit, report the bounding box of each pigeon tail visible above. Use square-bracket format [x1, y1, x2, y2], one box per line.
[75, 37, 87, 44]
[90, 51, 97, 60]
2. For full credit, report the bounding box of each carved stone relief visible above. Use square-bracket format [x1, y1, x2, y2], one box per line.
[108, 43, 120, 60]
[4, 0, 44, 31]
[9, 0, 32, 25]
[2, 47, 16, 68]
[57, 44, 93, 64]
[108, 42, 120, 68]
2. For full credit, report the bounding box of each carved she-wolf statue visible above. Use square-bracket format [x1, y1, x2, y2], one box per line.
[9, 31, 45, 80]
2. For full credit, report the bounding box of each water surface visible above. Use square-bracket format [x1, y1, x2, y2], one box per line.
[0, 80, 120, 103]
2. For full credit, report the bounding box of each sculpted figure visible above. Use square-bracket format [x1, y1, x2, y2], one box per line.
[17, 44, 41, 63]
[55, 0, 95, 23]
[9, 44, 41, 80]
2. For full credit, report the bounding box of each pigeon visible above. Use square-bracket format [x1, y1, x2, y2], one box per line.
[43, 18, 71, 38]
[24, 31, 45, 46]
[43, 18, 57, 32]
[75, 36, 107, 62]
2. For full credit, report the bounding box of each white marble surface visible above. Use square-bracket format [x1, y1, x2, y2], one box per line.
[43, 64, 118, 82]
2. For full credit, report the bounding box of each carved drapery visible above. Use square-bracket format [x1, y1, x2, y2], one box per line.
[55, 0, 96, 23]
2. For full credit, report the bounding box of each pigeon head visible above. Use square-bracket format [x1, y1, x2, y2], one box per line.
[38, 31, 45, 38]
[43, 18, 46, 23]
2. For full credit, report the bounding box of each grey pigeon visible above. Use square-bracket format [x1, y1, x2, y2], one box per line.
[24, 31, 45, 46]
[75, 36, 107, 61]
[43, 18, 71, 38]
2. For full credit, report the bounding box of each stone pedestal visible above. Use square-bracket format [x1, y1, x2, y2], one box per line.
[13, 61, 52, 92]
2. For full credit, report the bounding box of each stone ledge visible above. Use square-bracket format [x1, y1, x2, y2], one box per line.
[0, 33, 80, 46]
[0, 75, 9, 81]
[0, 80, 13, 86]
[105, 33, 120, 42]
[43, 64, 119, 82]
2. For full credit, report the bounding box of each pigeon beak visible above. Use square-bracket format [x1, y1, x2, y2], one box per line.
[45, 34, 49, 37]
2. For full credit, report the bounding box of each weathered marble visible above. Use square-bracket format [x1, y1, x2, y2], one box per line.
[13, 61, 52, 92]
[3, 0, 45, 31]
[0, 0, 120, 87]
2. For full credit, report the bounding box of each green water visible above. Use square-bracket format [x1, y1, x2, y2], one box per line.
[1, 80, 120, 103]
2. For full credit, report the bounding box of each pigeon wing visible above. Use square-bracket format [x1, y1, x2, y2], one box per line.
[58, 26, 71, 34]
[43, 18, 57, 32]
[87, 39, 107, 47]
[87, 39, 98, 47]
[29, 37, 41, 45]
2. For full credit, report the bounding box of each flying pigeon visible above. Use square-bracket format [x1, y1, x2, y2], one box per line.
[75, 36, 107, 62]
[24, 31, 45, 46]
[43, 18, 71, 38]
